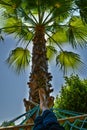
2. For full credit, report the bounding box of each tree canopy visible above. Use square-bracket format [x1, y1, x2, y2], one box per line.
[54, 74, 87, 113]
[0, 0, 87, 74]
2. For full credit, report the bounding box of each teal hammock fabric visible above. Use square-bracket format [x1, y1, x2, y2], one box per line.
[53, 108, 87, 130]
[2, 105, 87, 130]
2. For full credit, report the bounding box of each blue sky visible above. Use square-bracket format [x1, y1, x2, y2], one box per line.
[0, 36, 87, 125]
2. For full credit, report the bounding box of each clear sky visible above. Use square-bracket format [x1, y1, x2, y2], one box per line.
[0, 35, 87, 125]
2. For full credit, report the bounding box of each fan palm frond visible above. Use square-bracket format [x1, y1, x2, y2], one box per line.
[46, 45, 57, 61]
[56, 51, 83, 74]
[53, 0, 73, 20]
[0, 0, 21, 14]
[48, 28, 68, 44]
[75, 0, 87, 24]
[2, 17, 22, 34]
[67, 16, 87, 48]
[1, 17, 34, 45]
[6, 47, 31, 73]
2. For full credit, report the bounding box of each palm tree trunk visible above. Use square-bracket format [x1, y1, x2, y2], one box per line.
[24, 24, 53, 122]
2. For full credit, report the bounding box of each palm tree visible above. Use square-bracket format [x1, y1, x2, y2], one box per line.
[0, 0, 87, 119]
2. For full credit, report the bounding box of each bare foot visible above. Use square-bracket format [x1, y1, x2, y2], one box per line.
[39, 88, 54, 111]
[47, 96, 54, 108]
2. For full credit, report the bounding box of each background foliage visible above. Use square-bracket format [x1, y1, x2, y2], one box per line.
[54, 74, 87, 113]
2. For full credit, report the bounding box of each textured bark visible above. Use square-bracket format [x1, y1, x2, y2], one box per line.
[24, 24, 53, 122]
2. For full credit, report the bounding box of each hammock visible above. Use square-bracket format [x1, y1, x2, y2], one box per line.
[0, 105, 87, 130]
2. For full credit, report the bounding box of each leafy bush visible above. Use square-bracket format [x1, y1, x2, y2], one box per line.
[54, 74, 87, 113]
[1, 121, 15, 127]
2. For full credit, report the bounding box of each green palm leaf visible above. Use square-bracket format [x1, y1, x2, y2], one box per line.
[75, 0, 87, 24]
[56, 51, 83, 74]
[48, 28, 68, 44]
[52, 0, 72, 21]
[0, 0, 21, 14]
[1, 17, 33, 44]
[67, 16, 87, 48]
[6, 47, 31, 73]
[3, 17, 22, 34]
[46, 45, 57, 61]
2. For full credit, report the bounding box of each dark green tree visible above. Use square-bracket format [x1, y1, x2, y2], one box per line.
[0, 0, 87, 118]
[54, 74, 87, 113]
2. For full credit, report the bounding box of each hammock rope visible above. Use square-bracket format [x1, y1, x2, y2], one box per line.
[1, 105, 87, 130]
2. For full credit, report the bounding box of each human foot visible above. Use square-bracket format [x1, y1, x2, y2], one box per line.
[39, 88, 54, 111]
